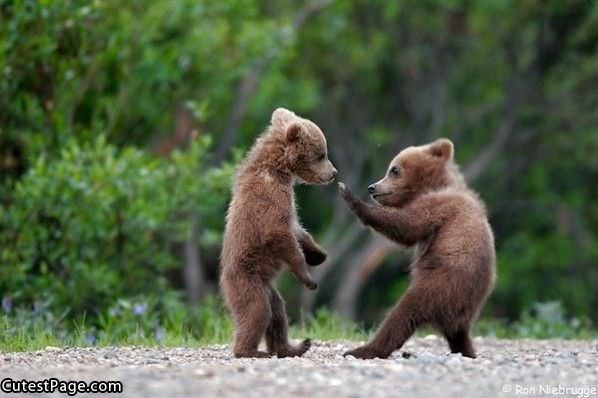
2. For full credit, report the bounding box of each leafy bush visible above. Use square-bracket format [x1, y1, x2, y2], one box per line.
[0, 136, 231, 320]
[0, 0, 284, 162]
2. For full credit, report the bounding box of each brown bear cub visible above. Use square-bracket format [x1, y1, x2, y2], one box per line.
[220, 108, 337, 358]
[338, 138, 495, 359]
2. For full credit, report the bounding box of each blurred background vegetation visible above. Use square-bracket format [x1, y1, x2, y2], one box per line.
[1, 0, 597, 348]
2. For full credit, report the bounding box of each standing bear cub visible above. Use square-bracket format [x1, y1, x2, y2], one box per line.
[339, 138, 495, 359]
[221, 108, 337, 358]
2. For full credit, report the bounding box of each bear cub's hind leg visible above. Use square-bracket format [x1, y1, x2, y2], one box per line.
[266, 287, 311, 357]
[232, 287, 272, 358]
[443, 328, 476, 358]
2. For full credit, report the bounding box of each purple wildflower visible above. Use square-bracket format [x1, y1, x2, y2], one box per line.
[33, 300, 43, 315]
[2, 297, 12, 314]
[85, 332, 96, 346]
[133, 302, 148, 316]
[155, 328, 165, 343]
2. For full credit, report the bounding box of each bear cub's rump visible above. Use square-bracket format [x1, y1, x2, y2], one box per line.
[339, 138, 496, 359]
[220, 108, 337, 358]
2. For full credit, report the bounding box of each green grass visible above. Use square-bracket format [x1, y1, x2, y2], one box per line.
[1, 299, 595, 352]
[0, 307, 365, 352]
[0, 297, 370, 352]
[291, 308, 367, 342]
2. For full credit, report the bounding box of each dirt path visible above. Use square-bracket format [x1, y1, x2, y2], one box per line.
[1, 337, 596, 397]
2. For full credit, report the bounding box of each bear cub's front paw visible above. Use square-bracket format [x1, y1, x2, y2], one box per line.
[301, 276, 318, 290]
[338, 182, 361, 208]
[303, 247, 327, 266]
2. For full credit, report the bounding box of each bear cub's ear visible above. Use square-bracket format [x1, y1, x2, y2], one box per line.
[284, 122, 304, 143]
[271, 107, 297, 129]
[428, 138, 454, 161]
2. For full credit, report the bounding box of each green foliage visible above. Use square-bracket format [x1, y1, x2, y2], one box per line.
[1, 0, 597, 344]
[94, 294, 234, 346]
[0, 295, 234, 352]
[295, 308, 367, 341]
[1, 136, 231, 320]
[475, 301, 595, 339]
[0, 299, 368, 352]
[514, 301, 594, 339]
[2, 300, 594, 352]
[0, 0, 273, 151]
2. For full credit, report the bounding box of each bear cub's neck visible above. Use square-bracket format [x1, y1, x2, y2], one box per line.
[241, 129, 296, 186]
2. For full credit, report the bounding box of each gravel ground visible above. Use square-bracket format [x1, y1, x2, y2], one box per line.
[1, 337, 596, 398]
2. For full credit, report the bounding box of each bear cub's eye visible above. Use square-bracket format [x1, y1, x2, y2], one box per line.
[389, 166, 400, 177]
[317, 153, 326, 161]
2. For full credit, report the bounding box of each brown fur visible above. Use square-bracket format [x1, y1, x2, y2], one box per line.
[339, 138, 496, 359]
[220, 108, 337, 358]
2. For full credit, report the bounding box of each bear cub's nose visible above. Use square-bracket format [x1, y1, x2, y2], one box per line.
[368, 184, 376, 193]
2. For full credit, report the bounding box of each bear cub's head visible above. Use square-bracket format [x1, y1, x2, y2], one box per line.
[368, 138, 461, 207]
[271, 108, 338, 185]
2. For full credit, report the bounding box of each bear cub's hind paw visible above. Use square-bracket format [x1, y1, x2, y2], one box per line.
[277, 338, 312, 358]
[343, 345, 389, 360]
[234, 350, 272, 359]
